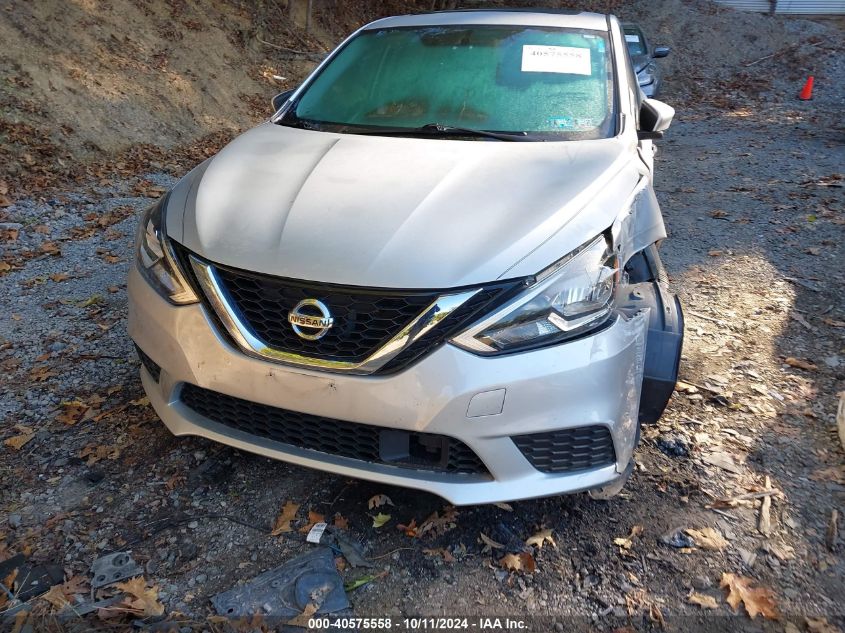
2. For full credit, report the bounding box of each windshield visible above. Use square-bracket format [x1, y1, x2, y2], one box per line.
[283, 25, 616, 141]
[624, 28, 647, 56]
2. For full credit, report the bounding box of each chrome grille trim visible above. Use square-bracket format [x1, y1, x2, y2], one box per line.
[189, 255, 480, 375]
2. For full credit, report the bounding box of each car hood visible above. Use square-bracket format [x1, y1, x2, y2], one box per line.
[174, 123, 633, 288]
[631, 54, 650, 74]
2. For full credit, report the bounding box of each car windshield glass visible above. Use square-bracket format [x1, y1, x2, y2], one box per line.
[284, 25, 616, 141]
[624, 28, 646, 56]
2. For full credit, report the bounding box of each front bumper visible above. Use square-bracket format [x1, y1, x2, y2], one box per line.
[128, 265, 649, 505]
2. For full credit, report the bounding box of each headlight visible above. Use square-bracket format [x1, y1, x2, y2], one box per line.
[637, 63, 656, 86]
[135, 196, 198, 305]
[451, 235, 618, 354]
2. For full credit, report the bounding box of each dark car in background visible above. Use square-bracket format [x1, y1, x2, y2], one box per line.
[623, 23, 669, 97]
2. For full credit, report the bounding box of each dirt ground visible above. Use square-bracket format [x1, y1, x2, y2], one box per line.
[1, 0, 844, 631]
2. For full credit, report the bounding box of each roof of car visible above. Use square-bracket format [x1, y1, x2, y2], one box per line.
[362, 10, 610, 32]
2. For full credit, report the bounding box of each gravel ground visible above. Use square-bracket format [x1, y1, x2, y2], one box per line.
[1, 12, 843, 633]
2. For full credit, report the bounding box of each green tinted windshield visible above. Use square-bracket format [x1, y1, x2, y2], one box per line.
[288, 25, 616, 140]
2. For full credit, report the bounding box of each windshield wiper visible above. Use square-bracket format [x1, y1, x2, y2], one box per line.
[345, 123, 532, 142]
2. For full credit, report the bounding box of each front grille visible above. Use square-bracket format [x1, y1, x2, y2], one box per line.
[512, 426, 616, 474]
[180, 384, 488, 476]
[214, 264, 440, 362]
[177, 245, 526, 373]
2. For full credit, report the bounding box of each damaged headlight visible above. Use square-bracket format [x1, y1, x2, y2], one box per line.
[451, 235, 618, 354]
[135, 195, 198, 305]
[637, 62, 656, 86]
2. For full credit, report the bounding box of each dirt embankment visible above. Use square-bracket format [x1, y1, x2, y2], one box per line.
[0, 0, 448, 195]
[1, 0, 837, 199]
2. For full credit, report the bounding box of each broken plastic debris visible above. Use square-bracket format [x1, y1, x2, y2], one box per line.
[90, 551, 143, 589]
[211, 547, 349, 618]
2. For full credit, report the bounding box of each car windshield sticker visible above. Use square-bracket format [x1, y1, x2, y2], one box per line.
[625, 34, 641, 43]
[548, 116, 600, 130]
[521, 45, 591, 75]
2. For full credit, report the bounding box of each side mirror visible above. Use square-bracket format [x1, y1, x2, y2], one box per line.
[652, 46, 670, 59]
[271, 89, 296, 112]
[637, 98, 674, 140]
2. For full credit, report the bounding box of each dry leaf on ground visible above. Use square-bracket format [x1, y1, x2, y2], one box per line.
[298, 510, 325, 534]
[396, 518, 417, 537]
[287, 603, 318, 627]
[614, 525, 644, 550]
[784, 357, 817, 371]
[417, 506, 459, 539]
[685, 527, 728, 551]
[422, 548, 455, 563]
[479, 532, 505, 551]
[720, 573, 779, 619]
[493, 502, 513, 512]
[4, 426, 35, 451]
[525, 528, 556, 550]
[57, 400, 92, 426]
[688, 591, 719, 609]
[806, 617, 841, 633]
[368, 494, 394, 509]
[270, 500, 300, 535]
[498, 552, 536, 574]
[41, 576, 88, 610]
[113, 577, 164, 617]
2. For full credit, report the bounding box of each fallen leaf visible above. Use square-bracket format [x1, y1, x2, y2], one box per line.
[372, 512, 391, 528]
[57, 400, 92, 426]
[78, 294, 103, 308]
[1, 569, 18, 609]
[5, 433, 35, 451]
[806, 617, 841, 633]
[41, 576, 88, 610]
[492, 502, 513, 512]
[423, 548, 454, 563]
[270, 501, 300, 535]
[685, 527, 728, 551]
[822, 317, 845, 328]
[113, 577, 164, 617]
[498, 552, 536, 574]
[299, 510, 325, 533]
[396, 518, 417, 537]
[0, 227, 18, 242]
[709, 209, 729, 219]
[417, 506, 459, 539]
[525, 528, 556, 550]
[784, 357, 817, 371]
[479, 532, 505, 551]
[720, 573, 779, 619]
[49, 272, 69, 282]
[614, 525, 644, 550]
[708, 249, 723, 257]
[29, 366, 57, 382]
[810, 466, 845, 485]
[0, 262, 11, 273]
[688, 591, 719, 609]
[675, 380, 699, 394]
[333, 514, 349, 530]
[39, 241, 61, 256]
[368, 494, 394, 509]
[80, 444, 121, 465]
[344, 570, 388, 592]
[286, 603, 318, 628]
